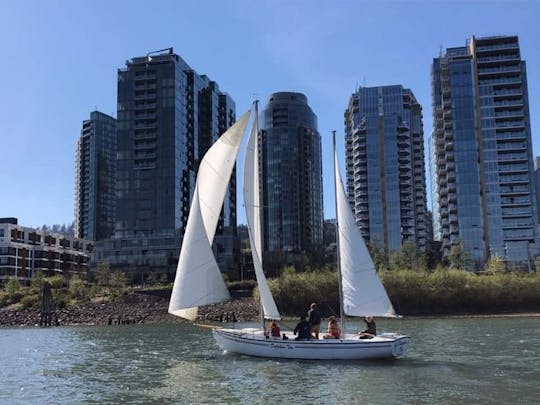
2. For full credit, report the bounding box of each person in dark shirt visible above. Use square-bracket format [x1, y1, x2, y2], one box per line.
[308, 302, 322, 339]
[358, 316, 377, 339]
[293, 316, 311, 340]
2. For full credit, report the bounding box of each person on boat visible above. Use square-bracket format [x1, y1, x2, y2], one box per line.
[308, 302, 322, 339]
[358, 316, 377, 339]
[323, 316, 341, 339]
[268, 320, 281, 338]
[293, 316, 311, 340]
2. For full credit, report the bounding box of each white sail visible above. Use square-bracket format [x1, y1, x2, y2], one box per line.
[169, 111, 251, 320]
[244, 106, 281, 320]
[334, 149, 397, 318]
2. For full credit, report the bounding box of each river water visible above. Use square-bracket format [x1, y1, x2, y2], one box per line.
[1, 317, 538, 404]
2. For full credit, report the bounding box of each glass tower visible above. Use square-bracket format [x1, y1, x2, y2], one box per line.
[344, 85, 429, 253]
[259, 92, 324, 263]
[431, 36, 538, 268]
[94, 49, 237, 277]
[74, 111, 117, 241]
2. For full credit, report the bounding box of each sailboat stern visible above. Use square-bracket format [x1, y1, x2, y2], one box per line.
[383, 334, 411, 357]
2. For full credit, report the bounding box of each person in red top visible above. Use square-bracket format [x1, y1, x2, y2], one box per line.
[323, 316, 341, 339]
[269, 320, 281, 337]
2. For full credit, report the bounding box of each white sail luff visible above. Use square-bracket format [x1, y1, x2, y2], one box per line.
[244, 107, 281, 320]
[168, 111, 251, 320]
[334, 149, 397, 318]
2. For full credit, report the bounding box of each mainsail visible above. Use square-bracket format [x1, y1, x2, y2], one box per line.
[244, 106, 281, 320]
[168, 111, 251, 321]
[334, 148, 397, 318]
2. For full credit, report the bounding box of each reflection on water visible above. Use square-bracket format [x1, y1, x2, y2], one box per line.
[0, 318, 539, 403]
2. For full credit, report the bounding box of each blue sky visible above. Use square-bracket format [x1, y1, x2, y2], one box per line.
[1, 0, 539, 227]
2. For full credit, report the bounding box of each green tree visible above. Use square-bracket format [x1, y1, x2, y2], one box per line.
[47, 274, 67, 289]
[30, 271, 45, 294]
[110, 271, 128, 288]
[486, 255, 506, 274]
[4, 278, 22, 301]
[68, 275, 87, 300]
[448, 240, 468, 270]
[389, 241, 426, 272]
[368, 240, 388, 271]
[95, 262, 112, 286]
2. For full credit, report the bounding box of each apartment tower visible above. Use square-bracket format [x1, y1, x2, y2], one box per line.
[344, 85, 429, 253]
[74, 111, 117, 241]
[94, 49, 237, 277]
[431, 35, 538, 268]
[259, 92, 324, 270]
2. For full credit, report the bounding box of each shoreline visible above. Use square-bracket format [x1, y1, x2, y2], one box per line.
[1, 294, 539, 328]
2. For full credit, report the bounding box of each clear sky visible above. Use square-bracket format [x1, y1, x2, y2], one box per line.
[1, 0, 539, 228]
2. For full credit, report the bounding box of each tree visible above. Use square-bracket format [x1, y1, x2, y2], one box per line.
[389, 241, 426, 272]
[368, 240, 388, 271]
[30, 271, 45, 294]
[448, 240, 468, 270]
[110, 271, 128, 288]
[95, 262, 112, 286]
[68, 275, 87, 300]
[4, 278, 21, 300]
[486, 255, 505, 273]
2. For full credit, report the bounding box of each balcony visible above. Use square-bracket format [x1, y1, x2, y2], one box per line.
[476, 54, 520, 64]
[475, 42, 519, 52]
[478, 65, 521, 76]
[493, 89, 522, 98]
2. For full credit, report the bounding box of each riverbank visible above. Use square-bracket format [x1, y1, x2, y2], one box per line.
[1, 291, 539, 328]
[0, 293, 260, 328]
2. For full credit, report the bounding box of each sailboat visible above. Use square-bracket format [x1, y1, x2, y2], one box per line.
[169, 103, 410, 360]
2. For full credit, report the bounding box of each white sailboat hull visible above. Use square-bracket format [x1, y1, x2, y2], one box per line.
[213, 328, 410, 360]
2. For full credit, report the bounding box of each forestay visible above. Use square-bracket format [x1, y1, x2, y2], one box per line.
[244, 107, 281, 320]
[334, 149, 397, 318]
[168, 111, 251, 321]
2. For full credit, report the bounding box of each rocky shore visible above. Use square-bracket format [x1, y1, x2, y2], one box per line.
[0, 292, 260, 328]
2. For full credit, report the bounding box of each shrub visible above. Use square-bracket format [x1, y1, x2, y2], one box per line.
[227, 280, 256, 291]
[263, 270, 339, 316]
[30, 271, 44, 294]
[53, 290, 69, 309]
[110, 271, 128, 288]
[47, 275, 67, 289]
[4, 278, 23, 303]
[68, 275, 88, 301]
[263, 267, 540, 316]
[0, 291, 9, 307]
[21, 294, 40, 309]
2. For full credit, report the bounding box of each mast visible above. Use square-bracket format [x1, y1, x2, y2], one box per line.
[254, 100, 265, 332]
[333, 131, 346, 335]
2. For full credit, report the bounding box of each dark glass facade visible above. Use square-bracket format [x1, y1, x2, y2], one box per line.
[75, 111, 117, 241]
[94, 49, 237, 277]
[344, 86, 429, 253]
[431, 36, 539, 268]
[259, 92, 324, 261]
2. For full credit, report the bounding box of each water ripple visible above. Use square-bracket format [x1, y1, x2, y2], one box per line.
[1, 318, 539, 403]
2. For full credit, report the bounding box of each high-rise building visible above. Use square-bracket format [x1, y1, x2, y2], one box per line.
[259, 92, 323, 268]
[74, 111, 117, 241]
[94, 49, 237, 277]
[535, 157, 540, 224]
[344, 85, 429, 253]
[431, 35, 538, 268]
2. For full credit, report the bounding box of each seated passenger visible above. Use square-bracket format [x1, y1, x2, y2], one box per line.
[269, 320, 281, 337]
[358, 316, 377, 339]
[293, 316, 311, 340]
[323, 316, 341, 339]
